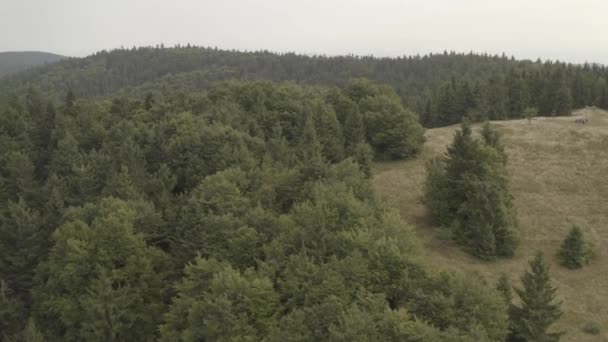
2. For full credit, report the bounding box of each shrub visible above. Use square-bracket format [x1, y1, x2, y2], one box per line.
[582, 321, 601, 335]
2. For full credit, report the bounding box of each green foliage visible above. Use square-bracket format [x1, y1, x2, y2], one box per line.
[424, 122, 517, 259]
[496, 273, 513, 304]
[160, 257, 279, 342]
[32, 198, 168, 341]
[348, 79, 425, 159]
[352, 142, 374, 178]
[3, 47, 607, 129]
[582, 321, 601, 335]
[0, 199, 46, 301]
[423, 157, 451, 226]
[24, 318, 45, 342]
[523, 107, 538, 123]
[511, 252, 563, 341]
[0, 78, 517, 341]
[558, 225, 593, 269]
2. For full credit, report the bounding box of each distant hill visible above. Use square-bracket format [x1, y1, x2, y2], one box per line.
[1, 46, 607, 127]
[0, 51, 66, 78]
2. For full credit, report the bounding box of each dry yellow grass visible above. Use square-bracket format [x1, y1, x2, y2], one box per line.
[372, 107, 608, 341]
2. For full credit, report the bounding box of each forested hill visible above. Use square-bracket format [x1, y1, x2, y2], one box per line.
[2, 46, 608, 127]
[0, 51, 66, 78]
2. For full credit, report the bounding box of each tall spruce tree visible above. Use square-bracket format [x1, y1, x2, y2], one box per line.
[425, 121, 517, 259]
[511, 252, 563, 341]
[554, 81, 573, 116]
[496, 273, 513, 305]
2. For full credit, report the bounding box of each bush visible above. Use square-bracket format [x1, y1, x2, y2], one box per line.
[582, 321, 601, 335]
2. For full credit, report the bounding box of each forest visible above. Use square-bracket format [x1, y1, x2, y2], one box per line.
[0, 46, 603, 341]
[2, 46, 608, 127]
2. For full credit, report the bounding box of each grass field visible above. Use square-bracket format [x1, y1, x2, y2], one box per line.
[372, 107, 608, 341]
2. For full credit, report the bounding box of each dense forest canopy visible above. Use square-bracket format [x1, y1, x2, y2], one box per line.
[2, 46, 607, 127]
[1, 79, 509, 341]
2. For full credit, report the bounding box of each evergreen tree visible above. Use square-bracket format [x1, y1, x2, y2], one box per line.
[496, 273, 513, 304]
[341, 104, 365, 155]
[554, 81, 573, 116]
[558, 225, 593, 269]
[511, 252, 563, 341]
[425, 122, 517, 259]
[0, 199, 46, 301]
[352, 142, 374, 178]
[299, 114, 326, 180]
[481, 121, 506, 163]
[313, 103, 345, 163]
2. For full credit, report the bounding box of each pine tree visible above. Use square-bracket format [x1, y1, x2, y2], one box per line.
[342, 104, 365, 154]
[511, 252, 563, 341]
[0, 199, 46, 300]
[481, 121, 506, 163]
[426, 121, 517, 259]
[313, 103, 345, 163]
[496, 273, 512, 304]
[558, 225, 593, 269]
[554, 81, 573, 116]
[506, 70, 529, 118]
[299, 114, 326, 180]
[352, 142, 374, 178]
[65, 89, 76, 108]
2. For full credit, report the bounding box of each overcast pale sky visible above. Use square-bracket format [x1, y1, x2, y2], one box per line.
[2, 0, 608, 64]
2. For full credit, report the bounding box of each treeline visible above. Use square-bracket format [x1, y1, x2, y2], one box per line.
[0, 80, 524, 341]
[2, 46, 608, 127]
[422, 66, 608, 127]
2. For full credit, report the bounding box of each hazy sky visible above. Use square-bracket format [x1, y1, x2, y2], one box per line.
[2, 0, 608, 64]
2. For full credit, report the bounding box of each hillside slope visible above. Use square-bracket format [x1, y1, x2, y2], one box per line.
[373, 107, 608, 341]
[0, 51, 65, 78]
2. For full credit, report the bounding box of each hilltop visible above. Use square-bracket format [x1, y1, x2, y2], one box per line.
[1, 47, 607, 128]
[373, 107, 608, 341]
[0, 51, 65, 78]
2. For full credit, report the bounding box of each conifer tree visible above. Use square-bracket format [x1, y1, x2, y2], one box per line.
[0, 199, 46, 301]
[558, 225, 593, 269]
[425, 121, 517, 259]
[313, 103, 345, 163]
[496, 273, 513, 304]
[554, 81, 573, 116]
[481, 121, 506, 163]
[342, 104, 365, 154]
[511, 252, 563, 341]
[299, 114, 326, 180]
[352, 142, 374, 178]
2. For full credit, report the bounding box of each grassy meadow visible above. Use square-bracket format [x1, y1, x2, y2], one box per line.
[373, 107, 608, 341]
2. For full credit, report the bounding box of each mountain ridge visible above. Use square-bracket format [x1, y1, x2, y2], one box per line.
[0, 51, 66, 78]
